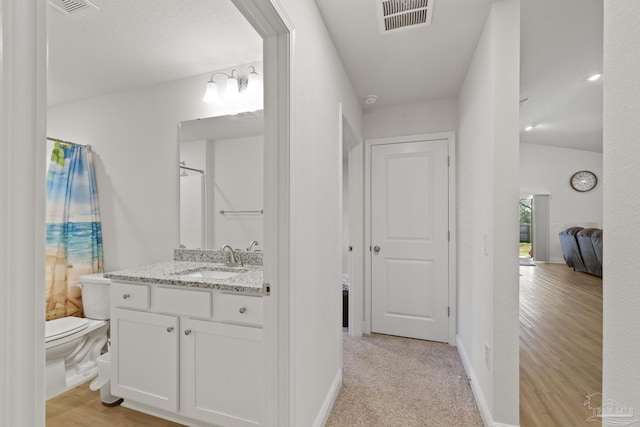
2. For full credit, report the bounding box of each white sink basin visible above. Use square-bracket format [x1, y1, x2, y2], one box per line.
[182, 269, 246, 280]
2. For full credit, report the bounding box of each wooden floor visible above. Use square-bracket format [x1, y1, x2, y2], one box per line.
[47, 383, 184, 427]
[520, 262, 602, 427]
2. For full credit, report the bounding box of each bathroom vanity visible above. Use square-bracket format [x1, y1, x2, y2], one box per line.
[104, 250, 264, 427]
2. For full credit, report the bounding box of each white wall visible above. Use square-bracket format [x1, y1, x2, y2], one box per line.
[362, 98, 457, 139]
[456, 1, 520, 426]
[211, 135, 263, 250]
[603, 0, 640, 419]
[48, 65, 257, 271]
[180, 140, 206, 249]
[278, 0, 363, 425]
[520, 143, 603, 263]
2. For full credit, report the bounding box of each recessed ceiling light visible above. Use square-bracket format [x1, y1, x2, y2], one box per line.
[588, 73, 602, 82]
[524, 126, 533, 131]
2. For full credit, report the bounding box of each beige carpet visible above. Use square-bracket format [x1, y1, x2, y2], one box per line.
[326, 333, 484, 427]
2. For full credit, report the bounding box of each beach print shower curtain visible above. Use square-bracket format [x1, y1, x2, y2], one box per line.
[45, 142, 103, 320]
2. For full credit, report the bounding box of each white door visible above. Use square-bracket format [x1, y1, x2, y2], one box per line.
[371, 139, 449, 342]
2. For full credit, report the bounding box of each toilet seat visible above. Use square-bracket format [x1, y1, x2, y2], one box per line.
[45, 317, 89, 343]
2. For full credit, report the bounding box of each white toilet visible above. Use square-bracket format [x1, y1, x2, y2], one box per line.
[45, 273, 111, 400]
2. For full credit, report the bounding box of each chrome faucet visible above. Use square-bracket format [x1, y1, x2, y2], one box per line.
[220, 244, 242, 266]
[247, 240, 259, 251]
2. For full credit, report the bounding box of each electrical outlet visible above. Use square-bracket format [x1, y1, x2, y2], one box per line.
[485, 342, 491, 370]
[483, 233, 489, 256]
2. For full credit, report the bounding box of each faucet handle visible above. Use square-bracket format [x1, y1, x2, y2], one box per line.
[247, 240, 259, 251]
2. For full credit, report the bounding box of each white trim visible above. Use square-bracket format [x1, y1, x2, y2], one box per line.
[231, 2, 294, 426]
[363, 132, 457, 343]
[311, 369, 342, 427]
[447, 133, 457, 345]
[346, 125, 364, 338]
[457, 335, 520, 427]
[457, 335, 492, 427]
[363, 140, 372, 335]
[1, 1, 47, 426]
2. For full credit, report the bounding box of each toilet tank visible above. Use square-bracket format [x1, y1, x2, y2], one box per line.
[79, 273, 111, 320]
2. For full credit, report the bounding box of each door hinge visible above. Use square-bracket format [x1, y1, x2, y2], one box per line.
[263, 282, 271, 296]
[447, 156, 450, 167]
[448, 230, 450, 242]
[448, 306, 450, 317]
[369, 245, 372, 252]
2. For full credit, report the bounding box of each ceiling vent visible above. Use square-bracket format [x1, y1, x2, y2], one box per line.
[377, 0, 433, 34]
[48, 0, 99, 17]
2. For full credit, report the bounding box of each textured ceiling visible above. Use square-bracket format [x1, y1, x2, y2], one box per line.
[48, 0, 262, 106]
[519, 0, 603, 152]
[314, 0, 494, 109]
[49, 0, 604, 153]
[316, 0, 603, 152]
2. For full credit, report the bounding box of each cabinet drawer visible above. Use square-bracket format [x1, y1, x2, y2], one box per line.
[217, 293, 263, 326]
[111, 282, 150, 310]
[154, 287, 211, 318]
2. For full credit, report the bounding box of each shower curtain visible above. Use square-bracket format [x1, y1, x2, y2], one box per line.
[45, 142, 103, 320]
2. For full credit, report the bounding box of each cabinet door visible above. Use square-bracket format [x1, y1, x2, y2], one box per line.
[111, 308, 179, 412]
[181, 318, 263, 427]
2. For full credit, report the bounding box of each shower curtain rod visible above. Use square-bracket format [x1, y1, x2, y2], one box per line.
[179, 165, 205, 174]
[47, 137, 91, 149]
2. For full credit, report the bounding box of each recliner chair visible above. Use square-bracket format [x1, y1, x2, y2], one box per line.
[576, 228, 602, 277]
[559, 227, 586, 271]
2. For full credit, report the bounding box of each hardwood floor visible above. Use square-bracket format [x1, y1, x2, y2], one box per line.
[520, 262, 602, 427]
[47, 383, 184, 427]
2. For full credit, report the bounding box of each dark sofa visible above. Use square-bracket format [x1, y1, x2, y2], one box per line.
[559, 227, 603, 277]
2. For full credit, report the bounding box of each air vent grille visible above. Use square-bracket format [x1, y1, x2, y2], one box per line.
[48, 0, 99, 17]
[378, 0, 433, 34]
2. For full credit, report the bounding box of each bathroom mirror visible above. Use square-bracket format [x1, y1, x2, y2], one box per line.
[179, 112, 264, 251]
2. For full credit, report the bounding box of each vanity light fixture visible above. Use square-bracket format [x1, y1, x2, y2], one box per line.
[587, 73, 602, 82]
[202, 66, 260, 105]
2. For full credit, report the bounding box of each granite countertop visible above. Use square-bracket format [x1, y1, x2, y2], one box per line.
[104, 261, 263, 295]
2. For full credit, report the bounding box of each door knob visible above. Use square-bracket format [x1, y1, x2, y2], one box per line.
[373, 246, 381, 253]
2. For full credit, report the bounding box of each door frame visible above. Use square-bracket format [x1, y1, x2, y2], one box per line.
[231, 1, 294, 425]
[364, 132, 456, 345]
[0, 0, 294, 425]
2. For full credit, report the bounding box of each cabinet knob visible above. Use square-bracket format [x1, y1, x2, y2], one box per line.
[184, 329, 192, 336]
[166, 326, 174, 333]
[122, 294, 130, 299]
[239, 307, 247, 314]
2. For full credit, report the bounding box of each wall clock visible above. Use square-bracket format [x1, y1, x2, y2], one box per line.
[570, 170, 598, 192]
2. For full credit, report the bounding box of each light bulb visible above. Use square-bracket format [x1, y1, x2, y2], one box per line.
[202, 80, 218, 104]
[225, 76, 240, 101]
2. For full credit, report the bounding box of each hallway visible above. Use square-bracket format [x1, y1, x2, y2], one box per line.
[327, 333, 483, 427]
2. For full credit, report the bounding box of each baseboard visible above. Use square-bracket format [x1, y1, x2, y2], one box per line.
[312, 368, 342, 427]
[456, 336, 520, 427]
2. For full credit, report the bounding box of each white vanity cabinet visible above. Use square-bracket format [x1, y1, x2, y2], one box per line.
[110, 281, 263, 427]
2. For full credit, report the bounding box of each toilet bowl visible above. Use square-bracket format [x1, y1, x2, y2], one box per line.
[45, 273, 111, 400]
